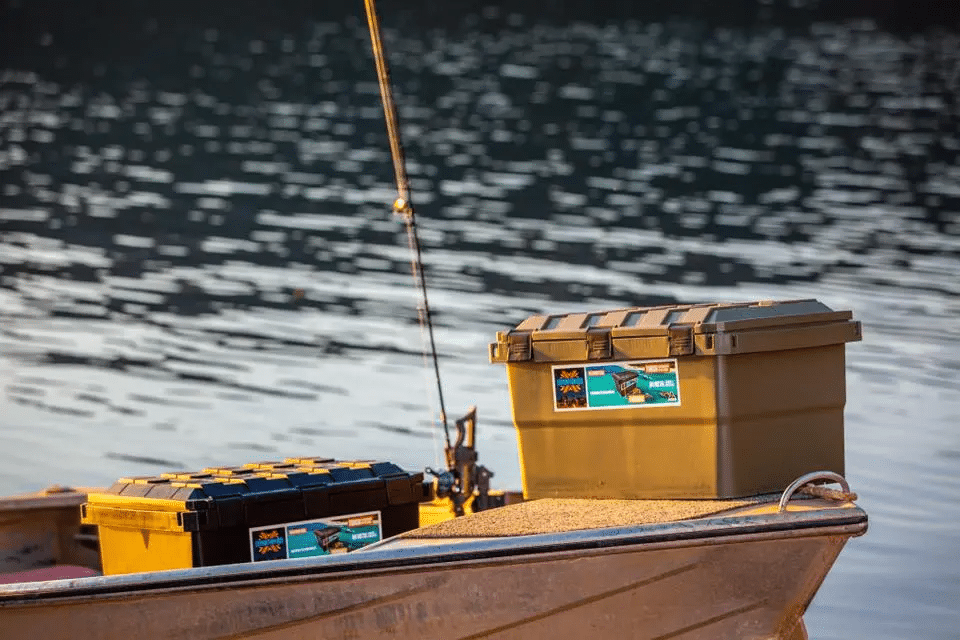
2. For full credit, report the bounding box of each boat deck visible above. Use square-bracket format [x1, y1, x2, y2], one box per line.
[404, 495, 774, 539]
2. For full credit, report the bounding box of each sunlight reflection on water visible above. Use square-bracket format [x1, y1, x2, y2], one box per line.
[1, 2, 958, 637]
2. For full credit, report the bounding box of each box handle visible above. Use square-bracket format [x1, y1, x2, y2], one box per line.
[81, 504, 186, 533]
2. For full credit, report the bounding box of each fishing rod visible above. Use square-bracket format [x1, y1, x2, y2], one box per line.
[362, 0, 451, 451]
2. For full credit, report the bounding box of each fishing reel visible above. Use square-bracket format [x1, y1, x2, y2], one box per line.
[425, 406, 498, 517]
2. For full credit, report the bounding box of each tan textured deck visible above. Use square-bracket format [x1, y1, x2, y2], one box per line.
[406, 496, 773, 539]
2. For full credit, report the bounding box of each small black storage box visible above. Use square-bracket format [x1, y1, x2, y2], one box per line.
[81, 458, 424, 575]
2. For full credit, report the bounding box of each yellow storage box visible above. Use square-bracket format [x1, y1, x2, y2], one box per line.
[81, 458, 423, 575]
[489, 299, 861, 499]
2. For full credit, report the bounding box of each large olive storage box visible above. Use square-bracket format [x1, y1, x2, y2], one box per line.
[489, 300, 861, 499]
[81, 458, 423, 575]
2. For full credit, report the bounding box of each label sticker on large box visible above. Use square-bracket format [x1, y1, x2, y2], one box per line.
[249, 510, 382, 562]
[552, 359, 681, 411]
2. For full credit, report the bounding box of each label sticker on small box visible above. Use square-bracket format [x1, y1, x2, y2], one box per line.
[552, 359, 681, 411]
[249, 510, 382, 562]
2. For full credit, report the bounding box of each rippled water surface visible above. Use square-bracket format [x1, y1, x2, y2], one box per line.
[1, 1, 958, 637]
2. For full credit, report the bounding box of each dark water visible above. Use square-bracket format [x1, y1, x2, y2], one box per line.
[2, 1, 959, 637]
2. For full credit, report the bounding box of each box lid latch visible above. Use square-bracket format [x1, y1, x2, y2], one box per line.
[586, 330, 612, 360]
[489, 331, 532, 362]
[667, 324, 694, 356]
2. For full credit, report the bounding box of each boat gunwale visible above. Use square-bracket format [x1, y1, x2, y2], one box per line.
[0, 505, 866, 604]
[0, 489, 89, 512]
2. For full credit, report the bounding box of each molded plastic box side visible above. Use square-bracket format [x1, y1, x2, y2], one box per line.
[507, 357, 722, 499]
[714, 344, 846, 497]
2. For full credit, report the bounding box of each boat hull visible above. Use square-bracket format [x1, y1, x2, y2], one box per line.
[0, 509, 863, 640]
[0, 489, 100, 577]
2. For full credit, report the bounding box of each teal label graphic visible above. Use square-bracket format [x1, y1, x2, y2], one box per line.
[249, 511, 382, 562]
[553, 359, 681, 411]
